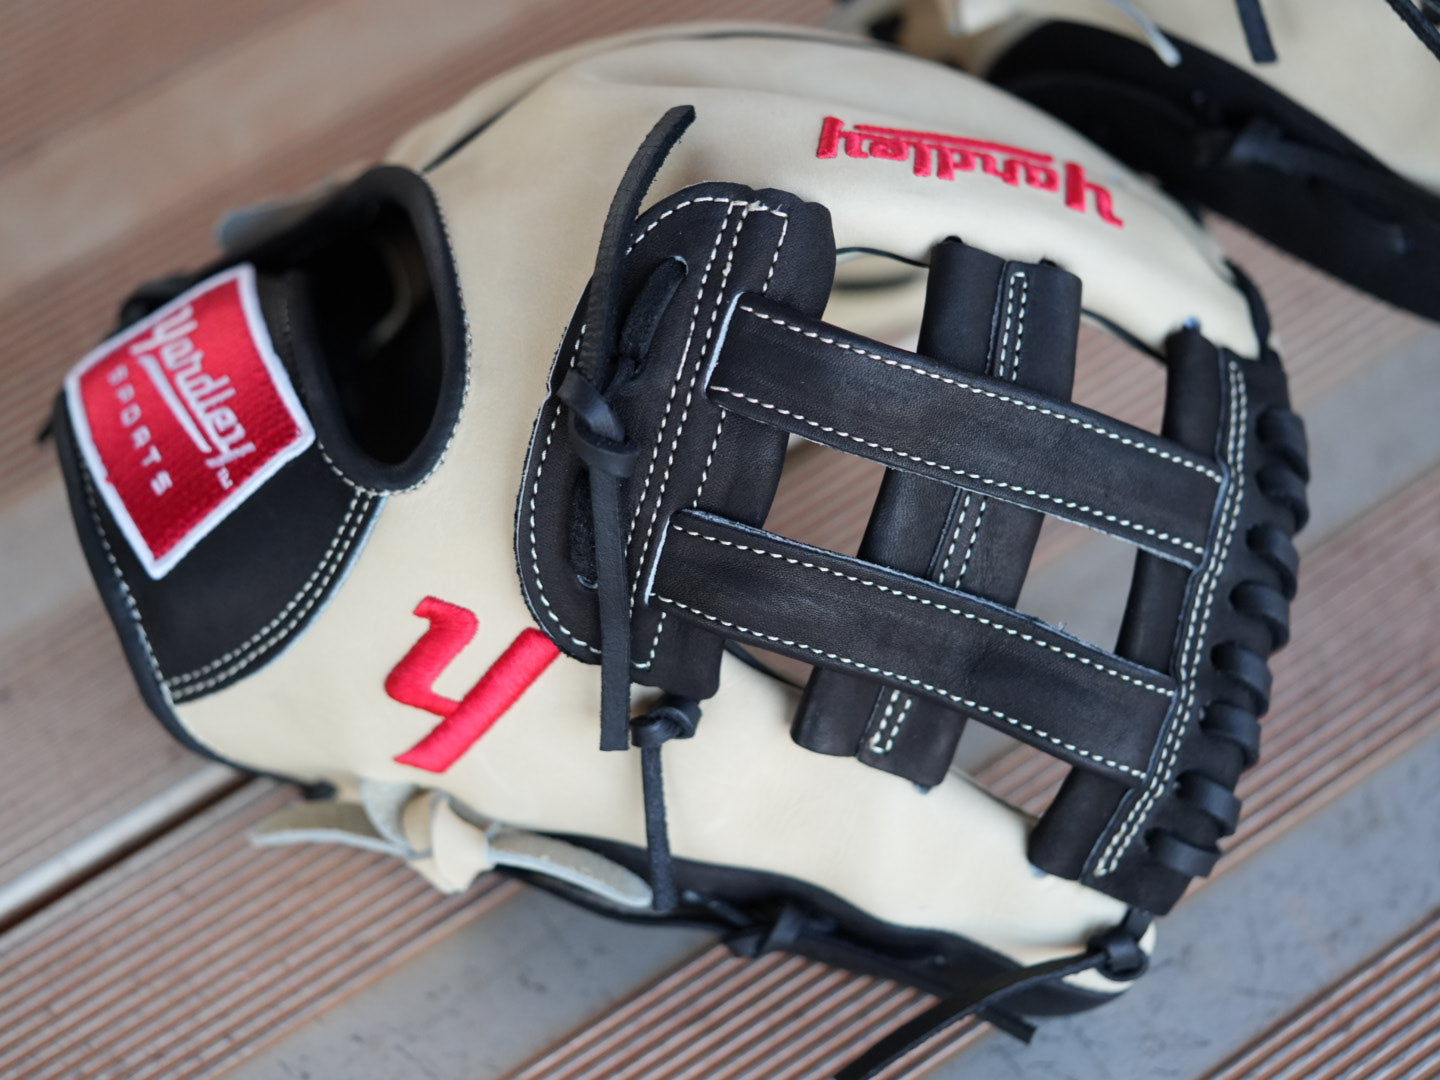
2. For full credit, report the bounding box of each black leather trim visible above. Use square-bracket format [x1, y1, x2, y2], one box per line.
[519, 831, 1123, 1018]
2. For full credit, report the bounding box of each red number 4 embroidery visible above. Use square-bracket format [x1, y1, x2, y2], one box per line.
[385, 596, 560, 772]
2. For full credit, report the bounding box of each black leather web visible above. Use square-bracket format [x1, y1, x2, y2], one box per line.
[519, 175, 1306, 920]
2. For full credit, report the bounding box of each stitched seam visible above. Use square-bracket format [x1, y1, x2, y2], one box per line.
[869, 690, 914, 755]
[951, 271, 1027, 585]
[79, 467, 171, 701]
[641, 204, 789, 669]
[655, 595, 1143, 778]
[673, 525, 1173, 695]
[169, 495, 377, 696]
[624, 203, 736, 564]
[936, 492, 972, 585]
[952, 497, 988, 584]
[708, 388, 1204, 560]
[1095, 360, 1247, 875]
[166, 493, 373, 686]
[739, 305, 1223, 484]
[168, 493, 376, 697]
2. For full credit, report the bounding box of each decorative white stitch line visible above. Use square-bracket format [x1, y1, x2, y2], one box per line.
[936, 492, 973, 585]
[1003, 270, 1028, 381]
[167, 494, 373, 686]
[79, 467, 171, 703]
[169, 494, 377, 697]
[738, 305, 1224, 485]
[869, 690, 913, 756]
[655, 594, 1144, 778]
[954, 496, 988, 583]
[632, 202, 789, 667]
[626, 195, 785, 254]
[624, 202, 740, 561]
[707, 387, 1204, 561]
[1094, 360, 1248, 875]
[674, 525, 1173, 695]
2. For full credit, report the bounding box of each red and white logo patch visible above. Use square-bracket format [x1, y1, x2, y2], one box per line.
[65, 264, 314, 579]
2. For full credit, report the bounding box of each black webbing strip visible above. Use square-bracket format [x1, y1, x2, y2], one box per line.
[651, 510, 1172, 783]
[708, 295, 1220, 565]
[795, 243, 1081, 786]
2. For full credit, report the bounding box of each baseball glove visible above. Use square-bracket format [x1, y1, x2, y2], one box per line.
[52, 23, 1307, 1077]
[837, 0, 1440, 321]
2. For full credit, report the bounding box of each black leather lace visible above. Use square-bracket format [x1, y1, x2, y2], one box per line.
[1145, 398, 1308, 880]
[559, 105, 700, 911]
[1236, 0, 1440, 62]
[834, 909, 1152, 1080]
[559, 104, 696, 755]
[630, 696, 700, 911]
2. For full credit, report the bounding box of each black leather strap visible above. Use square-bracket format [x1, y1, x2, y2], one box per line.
[708, 294, 1221, 565]
[652, 510, 1172, 783]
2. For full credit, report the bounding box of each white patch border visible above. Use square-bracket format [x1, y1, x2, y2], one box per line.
[65, 263, 315, 579]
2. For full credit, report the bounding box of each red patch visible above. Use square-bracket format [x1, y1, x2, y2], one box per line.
[387, 597, 561, 773]
[65, 264, 314, 578]
[816, 115, 1124, 228]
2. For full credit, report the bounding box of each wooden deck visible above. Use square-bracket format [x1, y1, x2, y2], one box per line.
[2, 3, 1437, 1079]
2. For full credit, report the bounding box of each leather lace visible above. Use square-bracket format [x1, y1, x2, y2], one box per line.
[1103, 0, 1440, 65]
[1145, 395, 1308, 880]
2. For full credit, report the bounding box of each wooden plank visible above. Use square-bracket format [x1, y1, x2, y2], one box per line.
[0, 782, 520, 1080]
[0, 599, 221, 896]
[1203, 910, 1440, 1080]
[503, 464, 1440, 1080]
[0, 0, 310, 167]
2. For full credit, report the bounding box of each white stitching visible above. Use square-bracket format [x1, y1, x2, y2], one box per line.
[641, 204, 791, 669]
[869, 690, 913, 756]
[673, 525, 1174, 696]
[936, 492, 974, 585]
[951, 496, 988, 584]
[1094, 360, 1247, 875]
[707, 387, 1204, 561]
[738, 305, 1224, 485]
[624, 202, 739, 556]
[655, 594, 1144, 778]
[879, 270, 1026, 754]
[79, 467, 171, 702]
[944, 270, 1027, 588]
[168, 493, 376, 696]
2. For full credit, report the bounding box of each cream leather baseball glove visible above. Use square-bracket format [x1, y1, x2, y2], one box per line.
[53, 23, 1307, 1076]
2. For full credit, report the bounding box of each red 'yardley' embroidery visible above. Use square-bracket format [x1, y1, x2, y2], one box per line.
[816, 115, 1124, 228]
[386, 596, 560, 773]
[65, 264, 314, 578]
